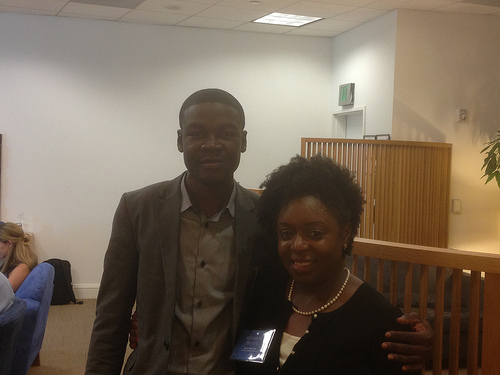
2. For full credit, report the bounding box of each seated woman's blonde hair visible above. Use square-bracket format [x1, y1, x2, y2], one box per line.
[0, 222, 38, 274]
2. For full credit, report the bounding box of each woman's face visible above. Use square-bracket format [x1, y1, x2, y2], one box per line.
[277, 196, 350, 288]
[0, 240, 11, 259]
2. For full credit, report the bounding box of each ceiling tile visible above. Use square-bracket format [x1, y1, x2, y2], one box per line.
[216, 0, 298, 12]
[279, 1, 356, 18]
[464, 0, 500, 6]
[333, 7, 388, 22]
[437, 1, 500, 13]
[194, 5, 268, 22]
[0, 5, 58, 15]
[71, 0, 144, 9]
[177, 0, 220, 3]
[177, 15, 245, 29]
[136, 0, 212, 15]
[0, 0, 67, 12]
[367, 0, 415, 11]
[233, 21, 294, 33]
[287, 27, 342, 37]
[391, 0, 460, 10]
[301, 17, 362, 31]
[59, 2, 130, 19]
[311, 0, 378, 6]
[120, 8, 188, 24]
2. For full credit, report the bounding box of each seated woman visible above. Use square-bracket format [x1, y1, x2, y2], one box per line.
[235, 155, 418, 374]
[0, 222, 38, 292]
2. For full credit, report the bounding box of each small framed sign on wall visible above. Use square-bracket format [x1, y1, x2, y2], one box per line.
[338, 83, 355, 106]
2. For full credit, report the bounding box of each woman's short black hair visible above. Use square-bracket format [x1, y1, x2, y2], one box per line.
[257, 155, 364, 255]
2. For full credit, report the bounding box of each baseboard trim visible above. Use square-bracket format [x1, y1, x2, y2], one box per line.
[73, 283, 99, 299]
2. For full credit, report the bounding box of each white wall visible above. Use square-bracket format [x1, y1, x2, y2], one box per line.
[0, 13, 334, 296]
[393, 10, 500, 254]
[2, 10, 498, 299]
[331, 11, 397, 136]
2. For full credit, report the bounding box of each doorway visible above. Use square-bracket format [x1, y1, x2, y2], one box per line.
[333, 107, 365, 139]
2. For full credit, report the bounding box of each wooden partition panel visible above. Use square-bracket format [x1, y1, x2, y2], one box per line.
[301, 138, 452, 247]
[351, 238, 500, 375]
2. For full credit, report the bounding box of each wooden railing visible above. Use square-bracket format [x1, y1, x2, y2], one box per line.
[350, 238, 500, 375]
[301, 138, 452, 248]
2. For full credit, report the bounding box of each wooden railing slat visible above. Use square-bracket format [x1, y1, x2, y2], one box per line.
[404, 262, 413, 314]
[467, 271, 481, 375]
[352, 254, 358, 277]
[390, 260, 398, 305]
[481, 272, 500, 375]
[377, 259, 384, 294]
[448, 269, 463, 375]
[364, 256, 371, 283]
[419, 265, 428, 319]
[432, 267, 446, 375]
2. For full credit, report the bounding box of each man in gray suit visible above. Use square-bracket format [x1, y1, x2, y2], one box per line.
[86, 88, 271, 375]
[86, 89, 432, 375]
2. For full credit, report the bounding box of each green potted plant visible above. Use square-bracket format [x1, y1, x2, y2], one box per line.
[481, 129, 500, 188]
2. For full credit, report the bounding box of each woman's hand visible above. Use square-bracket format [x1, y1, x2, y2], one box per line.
[382, 313, 434, 372]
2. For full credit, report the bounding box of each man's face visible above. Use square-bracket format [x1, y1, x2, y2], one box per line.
[177, 102, 247, 187]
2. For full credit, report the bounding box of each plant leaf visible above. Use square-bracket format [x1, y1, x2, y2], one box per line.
[485, 159, 497, 175]
[480, 129, 500, 189]
[482, 154, 493, 169]
[480, 145, 491, 153]
[485, 174, 495, 184]
[490, 143, 500, 154]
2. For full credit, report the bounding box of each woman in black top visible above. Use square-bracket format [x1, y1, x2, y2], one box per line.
[236, 155, 411, 375]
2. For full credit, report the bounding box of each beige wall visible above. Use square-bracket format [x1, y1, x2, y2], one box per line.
[393, 10, 500, 254]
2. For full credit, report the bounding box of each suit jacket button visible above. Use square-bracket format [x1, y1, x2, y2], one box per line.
[164, 341, 170, 350]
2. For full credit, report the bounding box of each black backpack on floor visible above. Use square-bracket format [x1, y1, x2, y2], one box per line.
[44, 258, 82, 305]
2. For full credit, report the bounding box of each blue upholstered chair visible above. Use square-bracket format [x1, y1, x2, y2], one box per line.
[0, 298, 27, 375]
[12, 262, 55, 375]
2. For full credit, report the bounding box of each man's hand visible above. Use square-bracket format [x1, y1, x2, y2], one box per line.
[382, 313, 434, 372]
[129, 312, 138, 349]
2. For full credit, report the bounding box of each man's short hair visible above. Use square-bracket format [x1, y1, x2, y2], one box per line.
[179, 88, 245, 129]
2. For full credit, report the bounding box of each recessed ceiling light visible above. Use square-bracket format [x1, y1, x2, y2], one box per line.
[253, 12, 322, 27]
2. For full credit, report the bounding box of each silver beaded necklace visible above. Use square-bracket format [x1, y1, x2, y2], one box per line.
[288, 267, 350, 316]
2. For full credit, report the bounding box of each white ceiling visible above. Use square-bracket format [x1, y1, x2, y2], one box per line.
[1, 0, 499, 37]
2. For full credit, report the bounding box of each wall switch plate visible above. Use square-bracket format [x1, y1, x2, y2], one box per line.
[452, 199, 461, 214]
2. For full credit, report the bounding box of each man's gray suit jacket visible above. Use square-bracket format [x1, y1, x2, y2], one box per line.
[85, 173, 269, 375]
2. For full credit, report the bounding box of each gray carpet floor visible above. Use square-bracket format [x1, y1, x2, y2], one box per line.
[27, 299, 132, 375]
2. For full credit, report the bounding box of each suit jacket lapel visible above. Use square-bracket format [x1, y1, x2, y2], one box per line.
[155, 173, 184, 313]
[232, 184, 260, 341]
